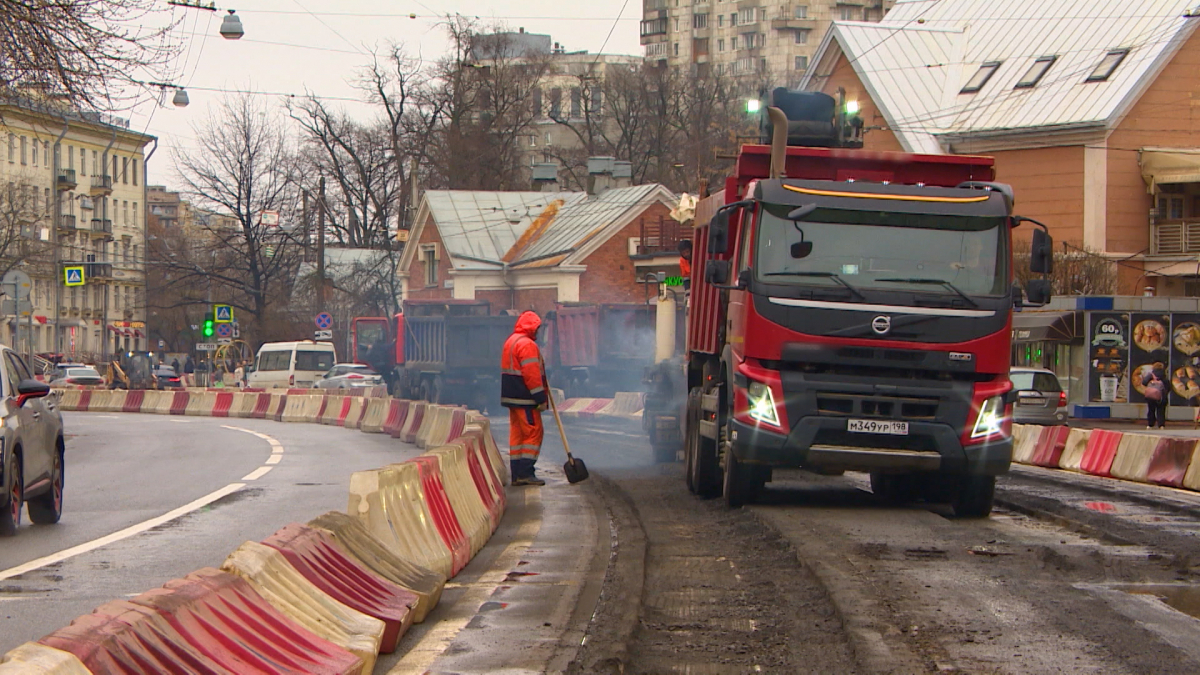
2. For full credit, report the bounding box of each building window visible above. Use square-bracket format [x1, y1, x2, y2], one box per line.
[422, 246, 438, 286]
[795, 55, 809, 70]
[960, 61, 1002, 94]
[795, 30, 809, 45]
[718, 14, 724, 27]
[731, 36, 738, 49]
[838, 5, 857, 20]
[673, 42, 679, 56]
[68, 145, 74, 169]
[123, 200, 129, 226]
[674, 17, 679, 31]
[730, 12, 737, 26]
[591, 88, 602, 115]
[795, 5, 808, 18]
[20, 136, 27, 165]
[31, 139, 38, 167]
[132, 158, 138, 186]
[570, 88, 582, 118]
[7, 134, 13, 163]
[693, 13, 708, 29]
[718, 38, 725, 51]
[112, 155, 117, 179]
[122, 157, 128, 184]
[1086, 49, 1129, 83]
[1014, 56, 1057, 89]
[737, 8, 756, 24]
[1158, 194, 1184, 220]
[549, 88, 562, 118]
[532, 87, 543, 117]
[92, 150, 98, 175]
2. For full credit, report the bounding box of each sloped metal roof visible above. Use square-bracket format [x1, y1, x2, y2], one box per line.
[423, 190, 583, 270]
[514, 184, 674, 265]
[814, 0, 1200, 152]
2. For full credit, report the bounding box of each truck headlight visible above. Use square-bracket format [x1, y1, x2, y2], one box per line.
[747, 381, 780, 427]
[971, 395, 1005, 439]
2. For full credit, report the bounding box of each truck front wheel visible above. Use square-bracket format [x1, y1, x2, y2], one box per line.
[950, 475, 996, 519]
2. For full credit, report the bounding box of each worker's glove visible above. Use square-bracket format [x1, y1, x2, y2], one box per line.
[538, 402, 548, 412]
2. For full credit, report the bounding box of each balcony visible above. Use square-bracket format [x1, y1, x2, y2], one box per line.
[58, 214, 77, 231]
[634, 215, 688, 257]
[56, 169, 77, 191]
[640, 17, 668, 40]
[90, 175, 113, 196]
[84, 262, 113, 280]
[90, 218, 113, 236]
[1152, 220, 1200, 254]
[772, 17, 818, 30]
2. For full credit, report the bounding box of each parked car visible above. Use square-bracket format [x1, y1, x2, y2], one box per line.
[48, 363, 87, 382]
[1010, 367, 1067, 425]
[48, 366, 105, 387]
[316, 364, 383, 390]
[154, 365, 183, 389]
[0, 345, 64, 536]
[246, 341, 337, 389]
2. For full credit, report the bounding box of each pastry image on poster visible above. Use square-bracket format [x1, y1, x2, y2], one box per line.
[1170, 314, 1200, 405]
[1089, 312, 1129, 403]
[1129, 313, 1170, 404]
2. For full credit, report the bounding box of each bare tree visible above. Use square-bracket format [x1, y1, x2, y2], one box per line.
[1013, 240, 1117, 296]
[0, 176, 53, 281]
[167, 94, 299, 339]
[0, 0, 181, 107]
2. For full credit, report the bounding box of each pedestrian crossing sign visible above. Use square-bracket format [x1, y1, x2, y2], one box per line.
[214, 304, 233, 323]
[63, 266, 85, 287]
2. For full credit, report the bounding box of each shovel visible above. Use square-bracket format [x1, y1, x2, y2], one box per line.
[542, 358, 589, 484]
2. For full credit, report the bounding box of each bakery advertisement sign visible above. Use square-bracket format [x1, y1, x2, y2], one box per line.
[1089, 313, 1129, 403]
[1129, 314, 1170, 404]
[1169, 315, 1200, 405]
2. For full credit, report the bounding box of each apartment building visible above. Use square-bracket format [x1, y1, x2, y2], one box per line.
[0, 92, 155, 361]
[640, 0, 892, 83]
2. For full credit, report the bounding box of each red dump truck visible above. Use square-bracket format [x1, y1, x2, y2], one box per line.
[643, 87, 1055, 515]
[351, 300, 516, 409]
[540, 303, 659, 398]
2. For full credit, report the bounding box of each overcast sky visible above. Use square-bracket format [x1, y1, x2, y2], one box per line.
[128, 0, 642, 188]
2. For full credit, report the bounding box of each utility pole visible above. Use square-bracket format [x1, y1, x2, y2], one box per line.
[317, 177, 326, 313]
[302, 190, 309, 261]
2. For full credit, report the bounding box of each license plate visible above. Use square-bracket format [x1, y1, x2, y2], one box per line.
[847, 419, 909, 435]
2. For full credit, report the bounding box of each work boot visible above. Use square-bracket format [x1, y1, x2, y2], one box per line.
[513, 475, 545, 486]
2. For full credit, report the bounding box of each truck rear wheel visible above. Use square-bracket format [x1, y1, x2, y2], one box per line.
[950, 475, 996, 519]
[690, 406, 722, 500]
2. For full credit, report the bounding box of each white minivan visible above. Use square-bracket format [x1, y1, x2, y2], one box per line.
[247, 341, 337, 389]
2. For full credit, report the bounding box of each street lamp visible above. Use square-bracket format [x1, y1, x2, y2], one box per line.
[172, 88, 190, 107]
[220, 10, 245, 40]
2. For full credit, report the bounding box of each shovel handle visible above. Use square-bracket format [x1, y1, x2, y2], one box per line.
[540, 355, 575, 464]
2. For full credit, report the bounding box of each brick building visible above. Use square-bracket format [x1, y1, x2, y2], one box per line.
[801, 0, 1200, 295]
[398, 170, 680, 315]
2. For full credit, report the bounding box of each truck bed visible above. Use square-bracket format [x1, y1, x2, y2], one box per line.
[403, 315, 517, 372]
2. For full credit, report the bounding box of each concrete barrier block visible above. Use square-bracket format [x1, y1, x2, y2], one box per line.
[56, 389, 81, 412]
[309, 511, 446, 623]
[262, 524, 418, 652]
[1184, 443, 1200, 491]
[399, 401, 427, 444]
[462, 424, 507, 515]
[1111, 433, 1160, 482]
[0, 643, 92, 675]
[281, 395, 310, 423]
[1058, 428, 1092, 471]
[1012, 425, 1040, 464]
[426, 444, 492, 558]
[184, 390, 216, 416]
[221, 541, 384, 673]
[383, 399, 409, 437]
[319, 396, 347, 425]
[1080, 429, 1123, 477]
[1148, 437, 1198, 487]
[343, 397, 366, 429]
[466, 412, 509, 485]
[359, 397, 389, 433]
[348, 464, 453, 580]
[300, 395, 327, 423]
[416, 406, 450, 449]
[211, 391, 235, 417]
[121, 390, 146, 414]
[608, 391, 646, 416]
[404, 457, 471, 576]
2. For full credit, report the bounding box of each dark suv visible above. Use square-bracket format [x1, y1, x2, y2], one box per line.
[1, 346, 64, 535]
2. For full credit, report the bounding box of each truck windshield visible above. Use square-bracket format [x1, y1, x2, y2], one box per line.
[755, 204, 1008, 297]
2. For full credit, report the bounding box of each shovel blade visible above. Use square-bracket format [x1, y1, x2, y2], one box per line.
[563, 457, 589, 484]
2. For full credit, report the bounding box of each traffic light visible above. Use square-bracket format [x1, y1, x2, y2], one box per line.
[202, 319, 214, 338]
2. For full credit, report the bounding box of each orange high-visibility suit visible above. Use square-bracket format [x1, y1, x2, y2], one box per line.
[501, 311, 548, 481]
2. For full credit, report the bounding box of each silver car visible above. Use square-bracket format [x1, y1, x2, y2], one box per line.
[1011, 367, 1067, 425]
[48, 366, 105, 387]
[1, 346, 64, 536]
[315, 364, 384, 390]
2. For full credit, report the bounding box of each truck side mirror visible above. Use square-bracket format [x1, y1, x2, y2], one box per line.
[1026, 278, 1053, 306]
[737, 269, 751, 289]
[1012, 281, 1025, 310]
[705, 259, 731, 286]
[708, 211, 730, 255]
[1031, 228, 1054, 275]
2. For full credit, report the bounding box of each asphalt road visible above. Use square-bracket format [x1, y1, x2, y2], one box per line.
[0, 412, 426, 652]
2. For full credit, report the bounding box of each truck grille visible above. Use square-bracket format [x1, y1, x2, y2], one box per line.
[816, 393, 939, 420]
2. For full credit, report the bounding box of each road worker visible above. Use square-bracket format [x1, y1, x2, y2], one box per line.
[678, 239, 693, 292]
[501, 311, 549, 486]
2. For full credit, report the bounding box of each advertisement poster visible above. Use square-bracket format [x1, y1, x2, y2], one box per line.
[1169, 314, 1200, 406]
[1088, 312, 1129, 403]
[1129, 313, 1171, 404]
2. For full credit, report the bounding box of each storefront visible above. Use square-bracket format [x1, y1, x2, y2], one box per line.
[1013, 296, 1200, 420]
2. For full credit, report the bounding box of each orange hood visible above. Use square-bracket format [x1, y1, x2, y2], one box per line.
[515, 311, 541, 339]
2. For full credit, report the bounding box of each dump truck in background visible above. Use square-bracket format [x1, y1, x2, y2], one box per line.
[643, 87, 1058, 515]
[352, 300, 517, 410]
[540, 303, 665, 399]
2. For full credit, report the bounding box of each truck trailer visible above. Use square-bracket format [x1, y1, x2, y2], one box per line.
[646, 88, 1055, 516]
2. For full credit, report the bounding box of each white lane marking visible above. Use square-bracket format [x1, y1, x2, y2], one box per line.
[265, 454, 282, 465]
[242, 466, 274, 481]
[0, 482, 246, 582]
[169, 419, 192, 423]
[389, 489, 542, 673]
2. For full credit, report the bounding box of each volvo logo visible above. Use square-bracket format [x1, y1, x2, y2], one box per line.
[871, 315, 892, 335]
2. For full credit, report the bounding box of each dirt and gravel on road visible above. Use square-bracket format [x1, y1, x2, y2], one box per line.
[553, 421, 1200, 675]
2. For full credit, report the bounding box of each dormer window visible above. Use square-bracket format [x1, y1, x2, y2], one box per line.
[960, 61, 1001, 94]
[1086, 49, 1129, 82]
[1015, 56, 1057, 89]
